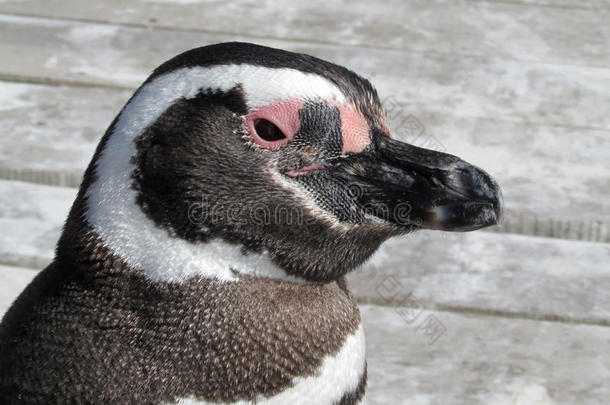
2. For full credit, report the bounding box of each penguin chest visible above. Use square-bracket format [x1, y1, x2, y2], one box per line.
[171, 323, 367, 405]
[168, 276, 368, 404]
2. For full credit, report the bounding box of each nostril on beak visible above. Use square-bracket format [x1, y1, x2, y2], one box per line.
[452, 165, 496, 198]
[443, 164, 481, 199]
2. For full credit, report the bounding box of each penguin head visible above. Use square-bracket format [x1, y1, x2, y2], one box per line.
[83, 42, 503, 283]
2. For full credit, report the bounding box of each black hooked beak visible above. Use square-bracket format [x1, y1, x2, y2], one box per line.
[331, 134, 504, 231]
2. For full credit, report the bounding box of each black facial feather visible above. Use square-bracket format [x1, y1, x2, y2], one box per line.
[293, 100, 343, 156]
[276, 101, 364, 223]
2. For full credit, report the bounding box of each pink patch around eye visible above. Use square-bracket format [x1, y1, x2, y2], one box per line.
[336, 105, 371, 154]
[245, 100, 303, 149]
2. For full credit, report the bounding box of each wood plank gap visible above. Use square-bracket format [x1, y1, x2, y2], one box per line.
[0, 72, 132, 90]
[0, 166, 83, 188]
[0, 254, 50, 273]
[357, 297, 610, 328]
[469, 0, 610, 11]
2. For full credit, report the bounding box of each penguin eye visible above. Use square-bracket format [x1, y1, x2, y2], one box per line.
[253, 119, 286, 142]
[245, 101, 300, 149]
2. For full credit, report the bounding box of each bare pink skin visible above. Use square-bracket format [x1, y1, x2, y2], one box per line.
[246, 98, 374, 177]
[285, 163, 326, 177]
[335, 104, 371, 154]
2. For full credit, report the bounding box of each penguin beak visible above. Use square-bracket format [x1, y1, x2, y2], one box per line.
[330, 135, 504, 231]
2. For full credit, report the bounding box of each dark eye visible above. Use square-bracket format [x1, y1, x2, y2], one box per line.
[254, 119, 286, 142]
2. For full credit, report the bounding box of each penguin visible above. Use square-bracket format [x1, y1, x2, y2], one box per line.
[0, 42, 502, 404]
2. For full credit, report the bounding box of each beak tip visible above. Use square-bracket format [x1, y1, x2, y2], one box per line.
[491, 185, 505, 226]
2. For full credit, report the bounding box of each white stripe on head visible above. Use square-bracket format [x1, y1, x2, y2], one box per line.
[167, 324, 367, 405]
[206, 64, 347, 109]
[85, 65, 345, 284]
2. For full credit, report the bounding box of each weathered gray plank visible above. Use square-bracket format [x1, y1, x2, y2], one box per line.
[0, 0, 607, 67]
[0, 264, 37, 316]
[476, 0, 610, 9]
[2, 82, 608, 242]
[362, 304, 610, 404]
[348, 231, 610, 325]
[2, 180, 608, 321]
[0, 15, 608, 131]
[0, 82, 130, 185]
[0, 180, 75, 269]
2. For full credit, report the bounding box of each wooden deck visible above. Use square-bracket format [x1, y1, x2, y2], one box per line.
[0, 1, 608, 403]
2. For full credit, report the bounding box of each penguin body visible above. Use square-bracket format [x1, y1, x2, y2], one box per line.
[0, 43, 502, 404]
[0, 252, 365, 404]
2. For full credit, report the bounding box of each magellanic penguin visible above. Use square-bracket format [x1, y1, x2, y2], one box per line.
[0, 42, 503, 404]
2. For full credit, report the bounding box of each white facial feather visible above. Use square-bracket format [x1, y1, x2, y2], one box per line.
[85, 64, 345, 283]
